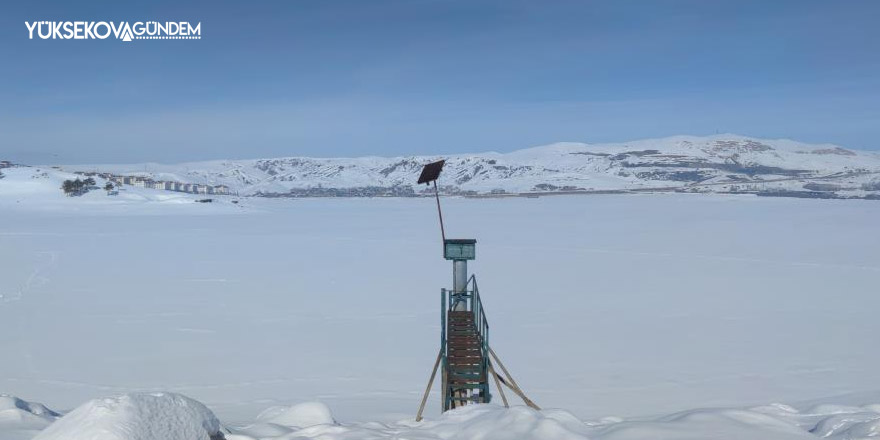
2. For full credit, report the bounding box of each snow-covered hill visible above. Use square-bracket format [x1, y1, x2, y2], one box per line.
[62, 134, 880, 199]
[0, 165, 245, 214]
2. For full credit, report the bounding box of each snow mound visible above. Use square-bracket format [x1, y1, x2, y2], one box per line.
[32, 392, 223, 440]
[0, 395, 59, 440]
[590, 401, 880, 440]
[0, 395, 60, 421]
[416, 405, 590, 440]
[810, 411, 880, 438]
[255, 401, 336, 427]
[228, 399, 880, 440]
[233, 405, 590, 440]
[594, 407, 813, 440]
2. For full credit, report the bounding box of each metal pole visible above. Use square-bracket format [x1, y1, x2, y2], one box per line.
[433, 180, 445, 244]
[452, 260, 467, 311]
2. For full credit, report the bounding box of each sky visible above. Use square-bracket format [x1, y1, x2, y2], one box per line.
[0, 0, 878, 164]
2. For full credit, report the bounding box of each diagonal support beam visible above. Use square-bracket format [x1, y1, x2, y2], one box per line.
[489, 346, 541, 410]
[488, 361, 509, 408]
[416, 348, 443, 421]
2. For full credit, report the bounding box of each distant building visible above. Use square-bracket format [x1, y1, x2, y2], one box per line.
[214, 185, 230, 195]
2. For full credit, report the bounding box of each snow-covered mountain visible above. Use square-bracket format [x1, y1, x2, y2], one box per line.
[65, 134, 880, 199]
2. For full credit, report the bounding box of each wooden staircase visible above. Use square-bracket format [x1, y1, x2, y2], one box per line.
[416, 274, 540, 421]
[446, 310, 489, 407]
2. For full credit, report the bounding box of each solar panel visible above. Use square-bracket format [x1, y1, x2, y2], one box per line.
[417, 160, 445, 185]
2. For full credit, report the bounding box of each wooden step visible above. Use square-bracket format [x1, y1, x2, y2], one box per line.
[447, 371, 486, 382]
[448, 348, 481, 354]
[449, 378, 485, 385]
[448, 352, 482, 358]
[448, 350, 481, 356]
[448, 353, 481, 360]
[449, 366, 482, 371]
[448, 336, 481, 342]
[448, 345, 481, 351]
[448, 395, 487, 402]
[448, 382, 486, 389]
[448, 329, 477, 334]
[449, 361, 482, 368]
[448, 344, 481, 349]
[449, 376, 486, 384]
[448, 355, 482, 360]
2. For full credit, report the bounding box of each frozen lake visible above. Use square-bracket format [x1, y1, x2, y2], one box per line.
[1, 194, 878, 425]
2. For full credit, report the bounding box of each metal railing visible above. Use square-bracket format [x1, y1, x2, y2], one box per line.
[469, 275, 490, 360]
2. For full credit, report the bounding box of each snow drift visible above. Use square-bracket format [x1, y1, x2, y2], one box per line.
[227, 402, 880, 440]
[31, 392, 223, 440]
[4, 392, 880, 440]
[255, 401, 336, 427]
[0, 395, 59, 440]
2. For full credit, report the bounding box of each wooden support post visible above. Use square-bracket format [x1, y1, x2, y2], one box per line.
[441, 365, 447, 411]
[496, 372, 538, 411]
[489, 346, 541, 410]
[488, 361, 509, 408]
[416, 349, 443, 422]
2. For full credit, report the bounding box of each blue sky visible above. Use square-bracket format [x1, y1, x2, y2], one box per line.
[1, 0, 878, 163]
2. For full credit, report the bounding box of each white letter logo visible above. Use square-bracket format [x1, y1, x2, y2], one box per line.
[25, 21, 37, 39]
